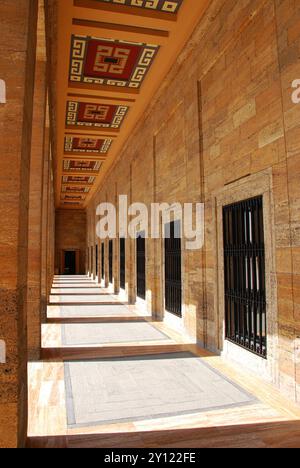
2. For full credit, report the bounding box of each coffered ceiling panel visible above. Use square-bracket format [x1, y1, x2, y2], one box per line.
[62, 185, 91, 193]
[63, 159, 102, 173]
[70, 35, 159, 88]
[64, 136, 113, 155]
[66, 101, 129, 128]
[61, 193, 87, 202]
[62, 175, 96, 185]
[54, 0, 209, 208]
[63, 201, 82, 206]
[93, 0, 183, 14]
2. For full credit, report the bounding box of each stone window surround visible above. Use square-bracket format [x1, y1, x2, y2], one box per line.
[212, 168, 279, 385]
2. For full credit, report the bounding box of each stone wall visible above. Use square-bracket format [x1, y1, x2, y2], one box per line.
[55, 209, 87, 274]
[87, 0, 300, 403]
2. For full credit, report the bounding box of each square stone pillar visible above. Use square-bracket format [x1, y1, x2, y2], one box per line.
[27, 1, 47, 360]
[40, 125, 50, 320]
[0, 0, 38, 448]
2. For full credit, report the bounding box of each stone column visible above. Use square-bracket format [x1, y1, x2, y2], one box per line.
[46, 164, 55, 297]
[0, 0, 38, 448]
[91, 205, 96, 280]
[88, 212, 92, 278]
[98, 239, 102, 284]
[114, 184, 120, 294]
[96, 202, 101, 284]
[27, 1, 47, 360]
[151, 136, 163, 319]
[85, 246, 89, 275]
[127, 165, 136, 304]
[40, 124, 50, 320]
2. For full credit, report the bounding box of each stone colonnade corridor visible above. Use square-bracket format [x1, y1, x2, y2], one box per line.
[27, 276, 300, 448]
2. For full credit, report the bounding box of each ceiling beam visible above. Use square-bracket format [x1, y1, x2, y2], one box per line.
[63, 153, 108, 160]
[62, 170, 102, 176]
[67, 92, 136, 104]
[65, 125, 121, 134]
[72, 19, 170, 44]
[68, 82, 140, 96]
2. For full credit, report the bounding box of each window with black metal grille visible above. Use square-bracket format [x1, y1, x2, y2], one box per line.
[101, 243, 105, 280]
[164, 220, 182, 317]
[95, 244, 98, 276]
[223, 196, 267, 358]
[136, 232, 146, 300]
[109, 240, 113, 284]
[120, 238, 126, 290]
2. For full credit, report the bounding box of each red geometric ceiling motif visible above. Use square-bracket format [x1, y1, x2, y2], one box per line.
[62, 176, 96, 185]
[66, 101, 128, 129]
[69, 36, 159, 88]
[63, 160, 102, 172]
[61, 194, 86, 202]
[64, 136, 113, 154]
[94, 0, 183, 13]
[62, 201, 81, 206]
[62, 186, 90, 193]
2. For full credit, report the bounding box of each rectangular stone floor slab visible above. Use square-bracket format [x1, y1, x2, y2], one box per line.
[53, 281, 97, 285]
[54, 280, 92, 283]
[53, 278, 95, 282]
[50, 295, 119, 304]
[51, 288, 105, 294]
[65, 353, 257, 427]
[62, 321, 170, 346]
[54, 275, 91, 280]
[54, 304, 136, 318]
[47, 304, 136, 319]
[52, 284, 101, 289]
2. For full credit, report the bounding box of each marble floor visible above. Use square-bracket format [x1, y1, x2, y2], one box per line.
[27, 275, 300, 448]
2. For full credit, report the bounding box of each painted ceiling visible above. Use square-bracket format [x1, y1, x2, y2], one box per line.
[55, 0, 209, 208]
[94, 1, 183, 14]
